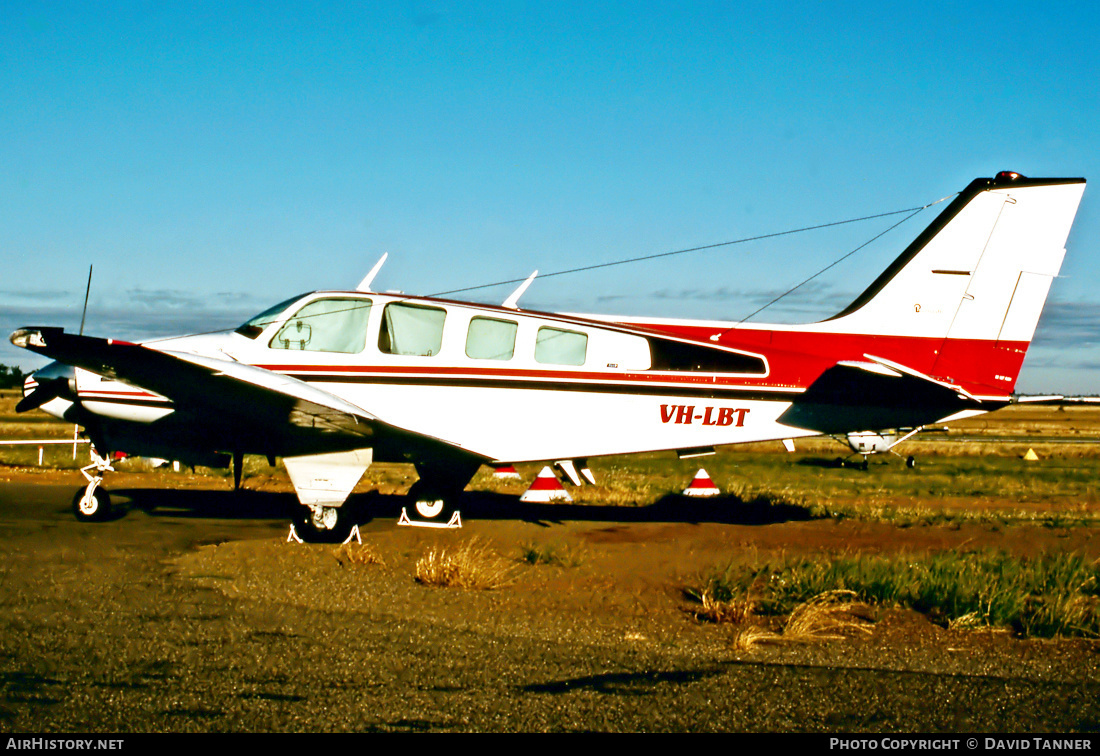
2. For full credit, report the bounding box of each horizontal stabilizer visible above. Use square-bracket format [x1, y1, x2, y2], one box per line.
[778, 357, 987, 435]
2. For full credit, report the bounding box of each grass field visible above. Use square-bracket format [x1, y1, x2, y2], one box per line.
[4, 388, 1100, 639]
[689, 550, 1100, 639]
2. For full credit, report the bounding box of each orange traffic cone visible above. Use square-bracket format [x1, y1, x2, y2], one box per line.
[683, 468, 720, 497]
[520, 466, 572, 502]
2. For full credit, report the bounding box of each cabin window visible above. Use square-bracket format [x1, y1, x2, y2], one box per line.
[466, 317, 518, 361]
[648, 338, 767, 374]
[379, 302, 447, 356]
[535, 327, 587, 366]
[269, 298, 372, 353]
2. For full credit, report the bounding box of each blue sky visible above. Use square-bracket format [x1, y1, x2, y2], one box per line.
[2, 1, 1098, 393]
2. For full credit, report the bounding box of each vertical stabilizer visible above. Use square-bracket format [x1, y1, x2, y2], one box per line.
[823, 173, 1085, 393]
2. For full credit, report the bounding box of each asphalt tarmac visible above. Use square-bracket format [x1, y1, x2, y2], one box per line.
[1, 479, 1099, 734]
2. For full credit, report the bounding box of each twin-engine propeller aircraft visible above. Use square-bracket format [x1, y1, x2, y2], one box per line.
[10, 172, 1086, 540]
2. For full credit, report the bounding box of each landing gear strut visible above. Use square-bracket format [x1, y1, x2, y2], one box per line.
[73, 447, 115, 522]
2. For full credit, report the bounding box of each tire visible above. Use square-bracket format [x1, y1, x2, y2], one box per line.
[406, 480, 456, 522]
[72, 487, 111, 523]
[906, 455, 917, 469]
[294, 506, 354, 544]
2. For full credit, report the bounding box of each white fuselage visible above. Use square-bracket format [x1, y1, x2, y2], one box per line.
[55, 292, 817, 463]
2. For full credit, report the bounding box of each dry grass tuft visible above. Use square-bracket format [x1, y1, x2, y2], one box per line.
[731, 625, 782, 651]
[518, 540, 585, 568]
[948, 611, 993, 631]
[692, 589, 758, 625]
[781, 590, 875, 641]
[700, 590, 874, 650]
[415, 537, 518, 590]
[333, 542, 386, 567]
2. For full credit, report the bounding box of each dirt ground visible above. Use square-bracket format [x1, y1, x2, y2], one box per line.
[1, 466, 1099, 734]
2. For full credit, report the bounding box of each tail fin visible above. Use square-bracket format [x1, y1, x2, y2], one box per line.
[823, 172, 1085, 395]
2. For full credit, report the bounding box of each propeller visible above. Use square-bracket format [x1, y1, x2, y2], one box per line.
[15, 376, 71, 413]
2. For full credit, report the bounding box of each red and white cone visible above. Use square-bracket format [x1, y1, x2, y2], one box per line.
[520, 466, 572, 502]
[492, 464, 521, 479]
[683, 468, 720, 497]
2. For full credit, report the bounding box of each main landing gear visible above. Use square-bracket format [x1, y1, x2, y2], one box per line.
[398, 464, 474, 529]
[72, 447, 115, 522]
[406, 479, 459, 523]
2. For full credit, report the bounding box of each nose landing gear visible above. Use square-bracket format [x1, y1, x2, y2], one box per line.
[293, 504, 357, 543]
[73, 447, 115, 522]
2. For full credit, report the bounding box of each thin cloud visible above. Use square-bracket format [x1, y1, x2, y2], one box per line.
[125, 288, 208, 310]
[1032, 302, 1100, 349]
[595, 281, 857, 321]
[0, 289, 77, 302]
[0, 299, 262, 343]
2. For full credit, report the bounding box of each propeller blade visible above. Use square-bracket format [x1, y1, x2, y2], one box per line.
[15, 377, 70, 413]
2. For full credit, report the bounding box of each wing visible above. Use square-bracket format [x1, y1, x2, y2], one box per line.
[10, 327, 457, 458]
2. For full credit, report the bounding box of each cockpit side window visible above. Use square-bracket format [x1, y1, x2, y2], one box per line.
[378, 302, 447, 356]
[235, 293, 309, 339]
[269, 298, 372, 353]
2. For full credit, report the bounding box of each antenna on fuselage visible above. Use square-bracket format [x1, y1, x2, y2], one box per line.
[79, 265, 92, 335]
[503, 270, 538, 309]
[356, 253, 388, 293]
[75, 264, 93, 460]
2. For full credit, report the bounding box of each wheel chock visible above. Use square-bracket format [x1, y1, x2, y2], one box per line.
[398, 507, 462, 529]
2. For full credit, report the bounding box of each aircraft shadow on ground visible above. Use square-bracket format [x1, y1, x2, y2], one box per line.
[796, 456, 851, 469]
[455, 491, 816, 526]
[110, 488, 301, 521]
[105, 486, 818, 527]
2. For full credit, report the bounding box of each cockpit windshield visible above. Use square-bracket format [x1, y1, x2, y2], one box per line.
[234, 293, 310, 339]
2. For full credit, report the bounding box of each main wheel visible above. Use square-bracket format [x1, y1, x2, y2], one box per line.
[295, 505, 354, 543]
[406, 480, 456, 522]
[72, 486, 111, 522]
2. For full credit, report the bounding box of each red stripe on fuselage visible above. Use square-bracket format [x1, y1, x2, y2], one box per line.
[627, 322, 1028, 396]
[255, 363, 792, 392]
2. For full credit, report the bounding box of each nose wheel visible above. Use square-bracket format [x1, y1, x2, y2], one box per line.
[73, 448, 115, 522]
[294, 505, 355, 543]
